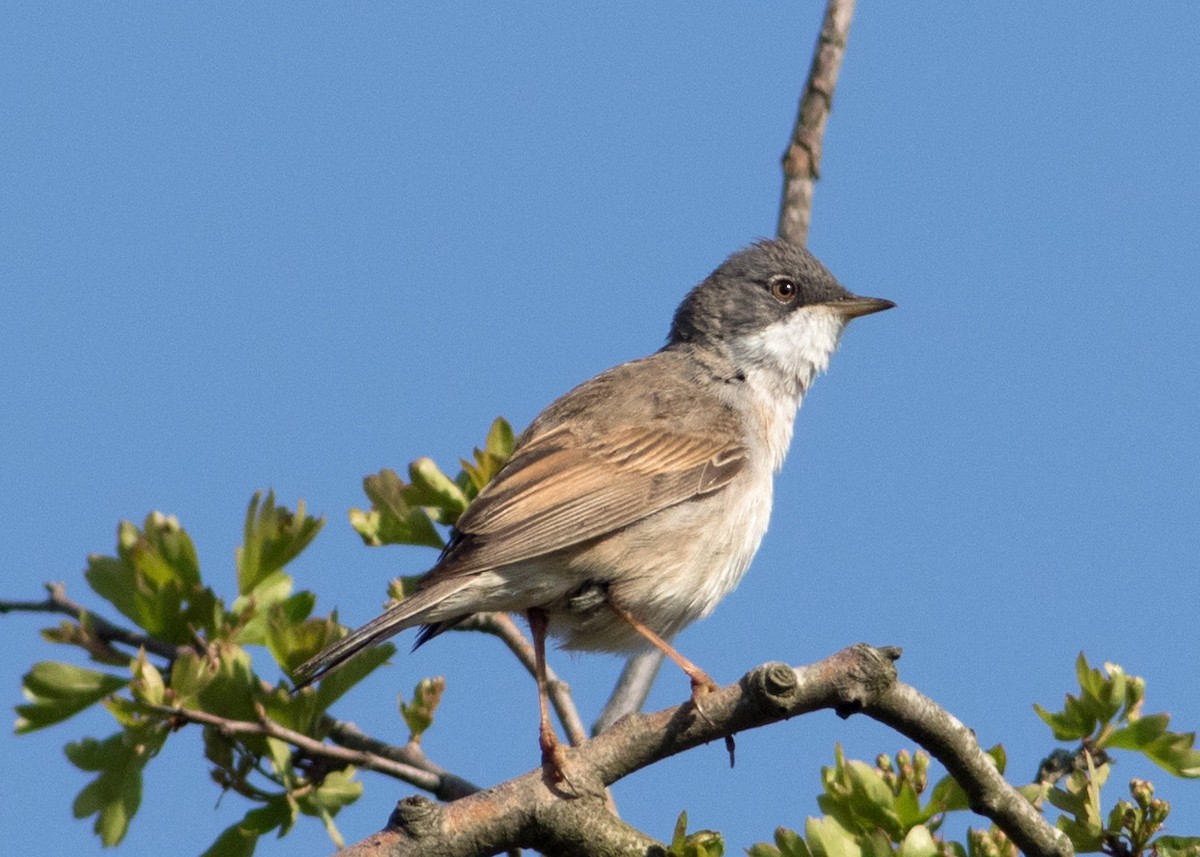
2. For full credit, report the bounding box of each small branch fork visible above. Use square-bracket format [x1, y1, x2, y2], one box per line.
[0, 582, 191, 663]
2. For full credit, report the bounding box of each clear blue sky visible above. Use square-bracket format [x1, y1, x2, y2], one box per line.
[3, 4, 1197, 854]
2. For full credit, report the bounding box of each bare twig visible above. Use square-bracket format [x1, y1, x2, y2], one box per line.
[335, 645, 1072, 857]
[592, 650, 662, 736]
[458, 612, 589, 748]
[144, 702, 447, 791]
[323, 717, 480, 801]
[777, 0, 857, 247]
[0, 582, 189, 663]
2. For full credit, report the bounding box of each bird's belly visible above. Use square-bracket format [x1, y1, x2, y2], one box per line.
[548, 469, 774, 652]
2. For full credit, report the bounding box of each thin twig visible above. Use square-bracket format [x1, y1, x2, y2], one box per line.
[0, 582, 189, 662]
[143, 702, 445, 791]
[458, 612, 589, 747]
[323, 717, 480, 801]
[592, 650, 663, 736]
[776, 0, 857, 247]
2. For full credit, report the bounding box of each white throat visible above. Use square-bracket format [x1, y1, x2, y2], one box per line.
[727, 307, 846, 470]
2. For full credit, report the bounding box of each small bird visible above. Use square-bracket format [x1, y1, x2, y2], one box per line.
[293, 239, 893, 775]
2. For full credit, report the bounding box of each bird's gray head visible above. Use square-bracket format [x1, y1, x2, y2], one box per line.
[669, 239, 891, 349]
[668, 239, 893, 387]
[668, 239, 893, 468]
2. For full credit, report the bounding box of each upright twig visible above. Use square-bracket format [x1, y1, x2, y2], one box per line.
[459, 612, 589, 747]
[777, 0, 857, 247]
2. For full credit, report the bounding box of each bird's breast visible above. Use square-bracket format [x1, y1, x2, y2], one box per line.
[553, 462, 775, 652]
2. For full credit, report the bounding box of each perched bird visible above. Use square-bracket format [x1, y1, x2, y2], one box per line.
[293, 239, 893, 774]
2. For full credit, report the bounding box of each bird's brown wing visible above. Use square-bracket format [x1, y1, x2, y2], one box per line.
[434, 420, 746, 578]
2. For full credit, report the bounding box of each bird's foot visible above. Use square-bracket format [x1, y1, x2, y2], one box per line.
[688, 672, 736, 767]
[539, 726, 579, 794]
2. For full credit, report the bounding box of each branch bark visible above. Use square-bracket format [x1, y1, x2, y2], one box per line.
[0, 582, 190, 663]
[334, 645, 1071, 857]
[776, 0, 857, 247]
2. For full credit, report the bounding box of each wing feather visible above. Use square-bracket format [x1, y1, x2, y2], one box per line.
[436, 423, 746, 577]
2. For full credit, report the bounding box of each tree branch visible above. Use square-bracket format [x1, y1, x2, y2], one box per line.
[334, 645, 1069, 857]
[868, 683, 1073, 857]
[144, 702, 453, 792]
[323, 716, 480, 801]
[776, 0, 857, 247]
[0, 582, 189, 663]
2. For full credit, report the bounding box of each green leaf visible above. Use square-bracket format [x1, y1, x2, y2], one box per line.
[1106, 713, 1170, 751]
[458, 417, 516, 499]
[407, 457, 469, 522]
[400, 676, 445, 741]
[748, 845, 784, 857]
[115, 515, 197, 588]
[84, 554, 152, 633]
[774, 827, 812, 857]
[664, 810, 723, 857]
[196, 642, 259, 723]
[303, 767, 363, 816]
[267, 613, 335, 677]
[236, 491, 324, 595]
[199, 821, 260, 857]
[805, 817, 861, 857]
[233, 569, 296, 646]
[66, 730, 165, 846]
[1056, 815, 1104, 853]
[350, 469, 445, 548]
[15, 661, 128, 733]
[85, 517, 215, 643]
[1155, 836, 1200, 857]
[897, 825, 938, 857]
[130, 651, 165, 706]
[485, 416, 515, 459]
[200, 796, 295, 857]
[928, 772, 971, 813]
[844, 760, 902, 839]
[985, 744, 1007, 776]
[168, 650, 215, 708]
[671, 811, 690, 850]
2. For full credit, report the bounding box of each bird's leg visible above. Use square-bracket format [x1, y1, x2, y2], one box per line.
[527, 607, 569, 783]
[607, 601, 736, 766]
[606, 602, 719, 700]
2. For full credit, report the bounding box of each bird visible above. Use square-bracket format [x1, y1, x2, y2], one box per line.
[293, 238, 893, 777]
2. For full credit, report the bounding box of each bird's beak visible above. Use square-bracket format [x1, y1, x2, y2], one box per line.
[825, 295, 896, 319]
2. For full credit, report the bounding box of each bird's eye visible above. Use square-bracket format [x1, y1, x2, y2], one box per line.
[769, 276, 797, 303]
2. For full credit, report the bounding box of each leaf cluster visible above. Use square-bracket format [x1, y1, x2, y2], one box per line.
[10, 421, 514, 854]
[749, 655, 1199, 857]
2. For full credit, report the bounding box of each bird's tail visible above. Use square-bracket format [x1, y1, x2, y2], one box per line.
[291, 577, 472, 690]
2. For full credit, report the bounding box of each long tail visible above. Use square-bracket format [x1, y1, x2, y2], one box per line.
[291, 577, 472, 690]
